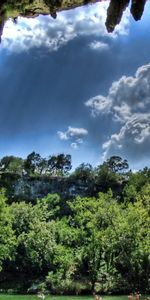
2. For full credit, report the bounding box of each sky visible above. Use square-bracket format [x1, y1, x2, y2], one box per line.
[0, 0, 150, 170]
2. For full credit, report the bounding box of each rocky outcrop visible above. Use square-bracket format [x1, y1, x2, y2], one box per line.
[130, 0, 147, 21]
[106, 0, 147, 32]
[13, 176, 92, 200]
[0, 173, 95, 201]
[105, 0, 130, 32]
[0, 0, 148, 42]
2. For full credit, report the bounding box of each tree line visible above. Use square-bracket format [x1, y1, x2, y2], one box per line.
[0, 152, 129, 177]
[0, 152, 72, 176]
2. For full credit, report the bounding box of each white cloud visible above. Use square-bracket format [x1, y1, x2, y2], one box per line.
[85, 95, 112, 116]
[89, 40, 109, 51]
[57, 126, 88, 149]
[58, 126, 88, 140]
[86, 63, 150, 122]
[102, 115, 150, 162]
[85, 63, 150, 164]
[1, 2, 130, 53]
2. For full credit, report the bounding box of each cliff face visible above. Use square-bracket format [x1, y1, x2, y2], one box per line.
[0, 0, 148, 42]
[13, 176, 92, 200]
[0, 173, 124, 202]
[0, 174, 95, 201]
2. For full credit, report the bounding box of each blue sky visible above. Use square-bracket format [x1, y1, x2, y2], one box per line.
[0, 1, 150, 170]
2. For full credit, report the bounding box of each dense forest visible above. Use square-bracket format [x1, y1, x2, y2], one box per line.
[0, 153, 150, 295]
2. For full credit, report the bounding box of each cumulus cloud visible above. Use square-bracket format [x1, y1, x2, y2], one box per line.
[57, 126, 88, 149]
[85, 63, 150, 122]
[102, 115, 150, 162]
[85, 95, 112, 116]
[85, 63, 150, 164]
[58, 126, 88, 140]
[1, 2, 130, 53]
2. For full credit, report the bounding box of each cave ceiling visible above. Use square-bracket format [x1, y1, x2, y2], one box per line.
[0, 0, 147, 41]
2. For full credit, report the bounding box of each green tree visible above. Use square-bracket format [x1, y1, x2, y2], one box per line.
[48, 154, 72, 176]
[39, 193, 62, 219]
[72, 163, 94, 182]
[10, 200, 52, 275]
[20, 220, 57, 271]
[94, 163, 119, 193]
[24, 152, 46, 175]
[123, 184, 137, 203]
[0, 155, 24, 174]
[0, 189, 17, 271]
[126, 169, 150, 192]
[105, 156, 129, 173]
[68, 191, 121, 292]
[11, 200, 50, 236]
[46, 218, 81, 294]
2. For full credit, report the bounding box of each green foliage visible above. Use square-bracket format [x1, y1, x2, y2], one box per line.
[0, 154, 150, 294]
[20, 220, 57, 270]
[72, 163, 94, 182]
[47, 154, 72, 176]
[0, 156, 24, 175]
[10, 200, 50, 236]
[104, 156, 129, 173]
[94, 163, 119, 193]
[38, 194, 62, 219]
[24, 152, 45, 176]
[0, 189, 17, 271]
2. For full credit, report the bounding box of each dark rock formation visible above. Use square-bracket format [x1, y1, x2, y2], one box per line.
[130, 0, 147, 21]
[105, 0, 130, 32]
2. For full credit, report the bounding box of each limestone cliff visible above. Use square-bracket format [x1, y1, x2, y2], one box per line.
[0, 173, 95, 201]
[0, 0, 148, 42]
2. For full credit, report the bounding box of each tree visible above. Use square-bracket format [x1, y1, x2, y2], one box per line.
[114, 196, 150, 292]
[39, 193, 62, 219]
[68, 191, 122, 292]
[46, 219, 79, 294]
[10, 200, 52, 274]
[94, 163, 119, 193]
[20, 220, 57, 271]
[72, 163, 94, 182]
[126, 169, 150, 192]
[24, 152, 46, 175]
[0, 155, 24, 174]
[105, 156, 129, 173]
[0, 189, 17, 271]
[123, 184, 137, 203]
[11, 200, 50, 236]
[48, 154, 72, 176]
